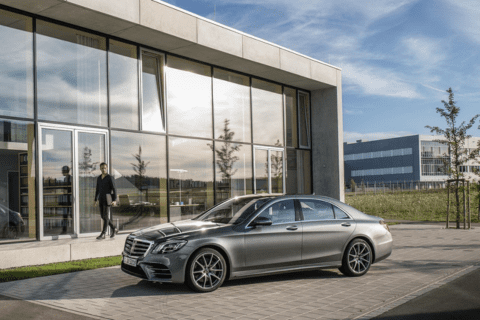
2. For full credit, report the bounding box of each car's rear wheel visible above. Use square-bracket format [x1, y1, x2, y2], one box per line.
[339, 239, 372, 277]
[186, 248, 226, 292]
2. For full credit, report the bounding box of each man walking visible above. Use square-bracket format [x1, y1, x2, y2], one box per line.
[94, 162, 117, 239]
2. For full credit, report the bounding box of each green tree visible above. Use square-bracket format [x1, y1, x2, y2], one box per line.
[425, 88, 480, 228]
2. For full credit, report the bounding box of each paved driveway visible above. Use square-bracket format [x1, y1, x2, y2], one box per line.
[0, 224, 479, 320]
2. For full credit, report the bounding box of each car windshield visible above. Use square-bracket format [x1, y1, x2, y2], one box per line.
[194, 196, 274, 225]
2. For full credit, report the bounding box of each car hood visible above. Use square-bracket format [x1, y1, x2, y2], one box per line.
[131, 220, 220, 241]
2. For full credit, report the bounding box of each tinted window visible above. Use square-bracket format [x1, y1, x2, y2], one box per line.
[109, 40, 139, 130]
[0, 10, 33, 119]
[166, 56, 212, 138]
[258, 200, 295, 224]
[300, 200, 334, 220]
[333, 206, 350, 219]
[37, 20, 107, 126]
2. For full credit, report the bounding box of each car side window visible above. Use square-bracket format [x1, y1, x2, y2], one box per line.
[333, 206, 350, 219]
[299, 200, 334, 221]
[258, 200, 296, 224]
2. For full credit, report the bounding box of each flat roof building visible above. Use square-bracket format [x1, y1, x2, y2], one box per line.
[344, 135, 480, 186]
[0, 0, 344, 245]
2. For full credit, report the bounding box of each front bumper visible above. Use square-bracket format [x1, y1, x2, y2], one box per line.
[121, 248, 192, 284]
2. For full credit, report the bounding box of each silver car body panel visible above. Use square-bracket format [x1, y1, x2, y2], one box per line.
[121, 195, 393, 284]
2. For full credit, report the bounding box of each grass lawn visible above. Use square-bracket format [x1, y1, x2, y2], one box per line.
[0, 256, 122, 283]
[345, 188, 480, 223]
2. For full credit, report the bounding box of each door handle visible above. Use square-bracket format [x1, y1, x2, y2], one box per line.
[341, 222, 351, 227]
[286, 226, 298, 231]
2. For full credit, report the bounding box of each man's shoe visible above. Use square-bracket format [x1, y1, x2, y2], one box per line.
[96, 233, 105, 240]
[110, 227, 117, 238]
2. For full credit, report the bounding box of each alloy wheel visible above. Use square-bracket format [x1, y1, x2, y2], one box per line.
[190, 251, 225, 291]
[347, 242, 371, 274]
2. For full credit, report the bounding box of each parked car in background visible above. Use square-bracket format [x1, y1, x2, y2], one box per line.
[0, 203, 26, 239]
[121, 194, 393, 292]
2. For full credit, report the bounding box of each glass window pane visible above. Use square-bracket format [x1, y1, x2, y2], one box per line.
[0, 120, 36, 241]
[333, 206, 349, 219]
[78, 132, 105, 234]
[213, 68, 251, 143]
[286, 149, 311, 194]
[215, 142, 252, 204]
[271, 149, 284, 193]
[111, 131, 167, 231]
[42, 129, 73, 237]
[36, 20, 107, 126]
[286, 148, 297, 194]
[141, 52, 165, 132]
[168, 137, 214, 221]
[284, 87, 298, 148]
[109, 40, 139, 130]
[252, 79, 283, 146]
[298, 91, 310, 148]
[255, 149, 269, 194]
[167, 56, 212, 138]
[300, 200, 334, 221]
[0, 10, 33, 119]
[258, 200, 295, 224]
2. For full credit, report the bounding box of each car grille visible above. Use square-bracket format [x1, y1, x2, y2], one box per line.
[124, 237, 153, 257]
[144, 264, 172, 280]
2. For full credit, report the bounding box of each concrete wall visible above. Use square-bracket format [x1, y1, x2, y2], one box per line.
[311, 70, 344, 202]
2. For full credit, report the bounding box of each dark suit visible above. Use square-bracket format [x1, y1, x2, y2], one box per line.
[95, 174, 117, 234]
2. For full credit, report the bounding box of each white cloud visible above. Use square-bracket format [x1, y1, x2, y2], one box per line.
[401, 37, 446, 66]
[343, 109, 363, 115]
[342, 62, 422, 98]
[344, 131, 416, 143]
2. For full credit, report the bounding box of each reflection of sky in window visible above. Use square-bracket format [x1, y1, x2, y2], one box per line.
[213, 69, 250, 143]
[36, 21, 107, 126]
[109, 41, 138, 130]
[142, 54, 164, 132]
[284, 87, 297, 148]
[111, 131, 166, 179]
[252, 79, 284, 146]
[166, 56, 212, 138]
[169, 137, 213, 182]
[0, 12, 33, 118]
[78, 132, 105, 177]
[42, 130, 72, 181]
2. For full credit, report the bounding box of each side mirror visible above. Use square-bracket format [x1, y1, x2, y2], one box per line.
[251, 216, 272, 227]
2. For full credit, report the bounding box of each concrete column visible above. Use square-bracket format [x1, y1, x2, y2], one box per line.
[311, 69, 344, 201]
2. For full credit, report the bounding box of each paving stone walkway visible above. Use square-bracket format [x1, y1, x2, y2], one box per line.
[1, 224, 479, 320]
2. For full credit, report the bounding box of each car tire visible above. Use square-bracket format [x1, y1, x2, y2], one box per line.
[339, 238, 372, 277]
[186, 248, 227, 293]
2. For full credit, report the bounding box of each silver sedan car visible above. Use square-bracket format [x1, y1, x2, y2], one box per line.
[121, 194, 393, 292]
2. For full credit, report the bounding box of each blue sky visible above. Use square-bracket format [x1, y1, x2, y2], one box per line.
[158, 0, 480, 142]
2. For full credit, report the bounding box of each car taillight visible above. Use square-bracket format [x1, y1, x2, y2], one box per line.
[379, 220, 390, 232]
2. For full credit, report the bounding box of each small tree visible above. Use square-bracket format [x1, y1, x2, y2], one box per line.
[425, 88, 480, 228]
[350, 178, 356, 192]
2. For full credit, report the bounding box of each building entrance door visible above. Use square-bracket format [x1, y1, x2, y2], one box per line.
[254, 146, 285, 194]
[39, 124, 108, 239]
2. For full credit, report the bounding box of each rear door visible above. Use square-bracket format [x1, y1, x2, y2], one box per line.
[299, 199, 356, 264]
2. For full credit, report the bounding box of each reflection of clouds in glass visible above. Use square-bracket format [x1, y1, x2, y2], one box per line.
[213, 69, 251, 143]
[252, 79, 284, 146]
[0, 17, 33, 118]
[111, 131, 166, 178]
[284, 87, 297, 147]
[36, 30, 107, 126]
[166, 57, 212, 138]
[169, 137, 213, 182]
[42, 130, 72, 180]
[109, 46, 138, 130]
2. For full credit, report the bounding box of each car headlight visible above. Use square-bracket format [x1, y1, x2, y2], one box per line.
[379, 220, 390, 232]
[152, 240, 187, 254]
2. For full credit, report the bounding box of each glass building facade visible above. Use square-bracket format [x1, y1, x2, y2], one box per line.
[0, 8, 312, 242]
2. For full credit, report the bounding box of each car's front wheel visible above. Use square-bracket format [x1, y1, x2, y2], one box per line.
[339, 239, 372, 277]
[186, 248, 226, 292]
